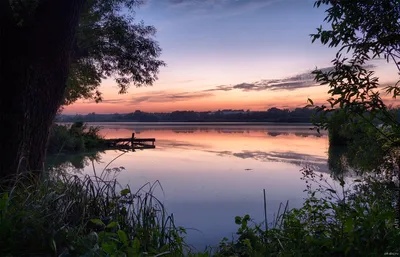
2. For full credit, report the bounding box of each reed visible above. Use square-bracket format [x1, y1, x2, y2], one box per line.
[0, 165, 188, 256]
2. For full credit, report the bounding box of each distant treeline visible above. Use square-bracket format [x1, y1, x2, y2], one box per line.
[57, 108, 318, 123]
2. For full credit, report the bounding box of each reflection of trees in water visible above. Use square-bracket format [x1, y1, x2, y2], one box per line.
[267, 132, 289, 137]
[294, 133, 309, 138]
[216, 129, 247, 134]
[327, 142, 396, 179]
[47, 147, 155, 175]
[171, 130, 195, 133]
[171, 129, 248, 134]
[46, 150, 104, 173]
[208, 147, 375, 178]
[125, 127, 324, 137]
[328, 146, 350, 178]
[207, 149, 329, 173]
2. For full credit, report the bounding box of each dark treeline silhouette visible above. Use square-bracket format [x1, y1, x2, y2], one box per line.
[57, 107, 317, 123]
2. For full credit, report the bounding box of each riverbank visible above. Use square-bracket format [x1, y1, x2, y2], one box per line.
[0, 167, 398, 256]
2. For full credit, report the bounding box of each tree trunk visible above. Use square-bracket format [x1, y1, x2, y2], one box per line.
[0, 0, 86, 179]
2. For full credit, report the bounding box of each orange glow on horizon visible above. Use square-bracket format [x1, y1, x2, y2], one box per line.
[62, 62, 399, 114]
[62, 88, 329, 114]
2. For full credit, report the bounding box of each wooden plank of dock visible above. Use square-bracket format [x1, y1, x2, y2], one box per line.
[104, 133, 156, 148]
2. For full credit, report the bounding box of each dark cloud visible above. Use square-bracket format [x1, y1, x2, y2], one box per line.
[202, 70, 318, 93]
[131, 91, 213, 104]
[207, 78, 316, 93]
[233, 83, 259, 91]
[168, 0, 185, 4]
[130, 96, 153, 104]
[203, 64, 377, 93]
[101, 98, 126, 104]
[97, 91, 214, 105]
[162, 0, 228, 8]
[166, 0, 278, 7]
[100, 64, 379, 105]
[158, 0, 283, 18]
[94, 91, 214, 105]
[266, 81, 313, 91]
[203, 85, 233, 92]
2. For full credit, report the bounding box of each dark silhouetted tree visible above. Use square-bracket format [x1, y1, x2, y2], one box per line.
[310, 0, 400, 135]
[0, 0, 164, 178]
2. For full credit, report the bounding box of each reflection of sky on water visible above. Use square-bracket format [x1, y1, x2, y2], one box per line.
[56, 123, 332, 249]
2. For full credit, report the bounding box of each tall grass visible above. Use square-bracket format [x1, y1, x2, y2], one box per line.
[0, 166, 189, 256]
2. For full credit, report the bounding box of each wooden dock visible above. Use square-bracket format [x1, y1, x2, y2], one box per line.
[105, 133, 155, 150]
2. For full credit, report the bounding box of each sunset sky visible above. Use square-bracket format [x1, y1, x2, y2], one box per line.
[64, 0, 399, 114]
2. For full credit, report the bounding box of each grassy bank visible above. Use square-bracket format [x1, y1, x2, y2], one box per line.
[0, 167, 399, 256]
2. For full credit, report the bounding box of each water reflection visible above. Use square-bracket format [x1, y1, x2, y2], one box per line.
[49, 123, 332, 249]
[47, 151, 104, 172]
[210, 150, 328, 173]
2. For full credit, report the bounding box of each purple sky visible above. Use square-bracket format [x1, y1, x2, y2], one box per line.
[65, 0, 398, 114]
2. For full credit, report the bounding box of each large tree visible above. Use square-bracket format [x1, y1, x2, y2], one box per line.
[0, 0, 164, 178]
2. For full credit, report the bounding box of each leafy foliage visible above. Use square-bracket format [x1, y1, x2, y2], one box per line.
[312, 0, 400, 60]
[214, 169, 400, 257]
[47, 121, 105, 153]
[308, 0, 400, 175]
[54, 0, 164, 105]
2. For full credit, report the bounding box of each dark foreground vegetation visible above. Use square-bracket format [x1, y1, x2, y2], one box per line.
[47, 122, 106, 154]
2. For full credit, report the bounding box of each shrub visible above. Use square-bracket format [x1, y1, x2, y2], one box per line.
[215, 168, 400, 257]
[47, 122, 105, 154]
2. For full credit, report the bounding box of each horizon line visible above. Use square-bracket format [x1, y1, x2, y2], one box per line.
[60, 107, 314, 115]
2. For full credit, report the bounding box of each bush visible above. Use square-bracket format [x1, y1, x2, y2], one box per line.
[47, 122, 105, 154]
[214, 168, 400, 257]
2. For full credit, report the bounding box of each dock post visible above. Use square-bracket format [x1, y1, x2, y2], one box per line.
[131, 133, 135, 150]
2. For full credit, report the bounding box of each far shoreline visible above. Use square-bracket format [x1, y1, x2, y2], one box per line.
[57, 121, 315, 126]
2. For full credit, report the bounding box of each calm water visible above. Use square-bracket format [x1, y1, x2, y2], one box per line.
[52, 122, 333, 249]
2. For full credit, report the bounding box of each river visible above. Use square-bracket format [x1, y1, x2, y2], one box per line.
[49, 122, 335, 250]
